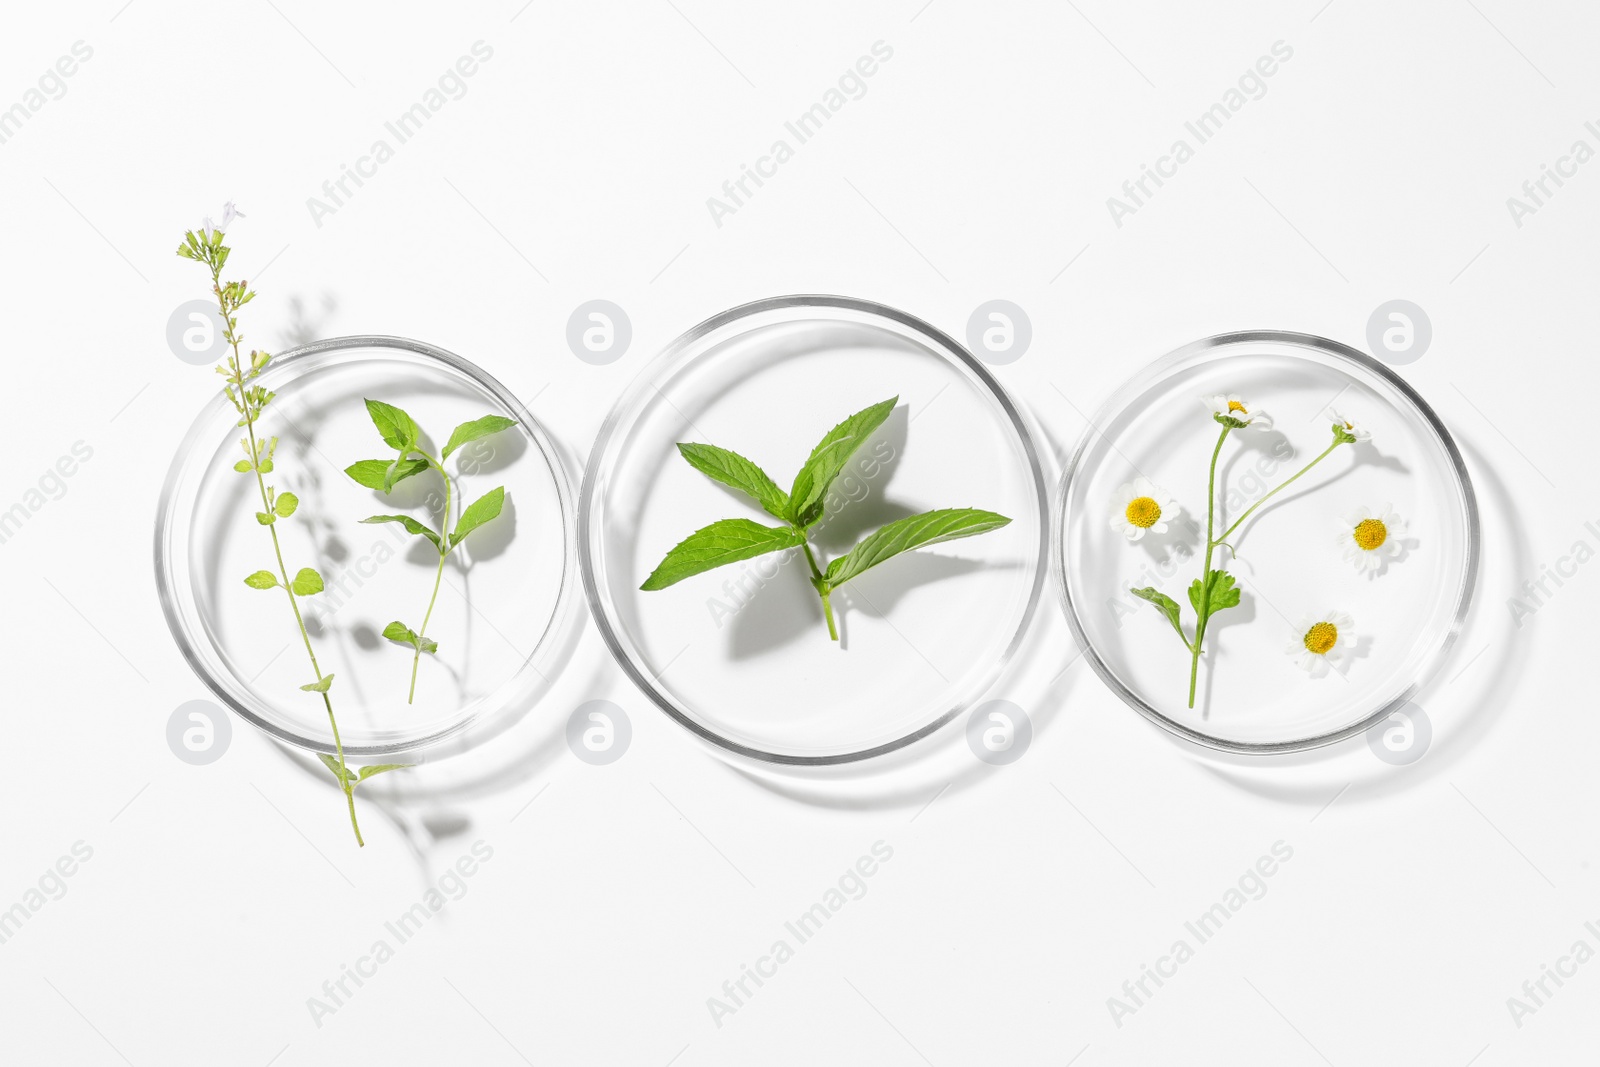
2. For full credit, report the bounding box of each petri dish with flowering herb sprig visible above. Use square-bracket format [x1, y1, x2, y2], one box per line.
[1057, 331, 1478, 753]
[156, 335, 581, 759]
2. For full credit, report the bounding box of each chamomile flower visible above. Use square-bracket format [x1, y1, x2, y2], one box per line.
[1285, 610, 1354, 678]
[1109, 476, 1181, 541]
[1328, 409, 1371, 443]
[1338, 504, 1406, 573]
[1205, 394, 1272, 430]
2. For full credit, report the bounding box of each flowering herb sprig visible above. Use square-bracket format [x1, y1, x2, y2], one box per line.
[176, 208, 405, 846]
[346, 402, 515, 702]
[1129, 395, 1365, 708]
[640, 397, 1011, 641]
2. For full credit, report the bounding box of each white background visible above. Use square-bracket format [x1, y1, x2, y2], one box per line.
[2, 0, 1596, 1063]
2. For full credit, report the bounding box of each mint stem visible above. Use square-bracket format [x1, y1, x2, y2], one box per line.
[408, 458, 452, 703]
[801, 543, 839, 641]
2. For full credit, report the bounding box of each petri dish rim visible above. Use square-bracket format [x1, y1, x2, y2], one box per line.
[153, 333, 581, 759]
[579, 294, 1051, 765]
[1054, 329, 1481, 755]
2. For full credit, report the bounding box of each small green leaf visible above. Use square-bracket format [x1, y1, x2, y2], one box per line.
[640, 519, 806, 591]
[1188, 570, 1242, 618]
[824, 508, 1011, 588]
[346, 457, 429, 491]
[1131, 586, 1188, 647]
[676, 442, 790, 522]
[317, 752, 358, 785]
[1205, 570, 1242, 613]
[299, 673, 334, 693]
[382, 621, 419, 648]
[450, 486, 506, 549]
[290, 567, 324, 596]
[243, 570, 278, 590]
[442, 414, 517, 461]
[788, 397, 897, 526]
[361, 514, 443, 552]
[255, 511, 275, 525]
[357, 763, 409, 782]
[233, 459, 253, 473]
[364, 398, 421, 451]
[275, 492, 299, 518]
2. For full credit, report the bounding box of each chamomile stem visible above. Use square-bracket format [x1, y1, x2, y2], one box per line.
[1215, 436, 1343, 544]
[1188, 424, 1231, 708]
[801, 542, 838, 641]
[408, 463, 452, 703]
[215, 276, 362, 845]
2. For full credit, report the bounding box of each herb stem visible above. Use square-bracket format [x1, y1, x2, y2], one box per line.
[1188, 424, 1231, 708]
[801, 542, 838, 641]
[214, 273, 362, 847]
[1215, 435, 1343, 545]
[409, 459, 452, 703]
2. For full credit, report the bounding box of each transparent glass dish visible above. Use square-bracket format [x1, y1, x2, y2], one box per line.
[580, 296, 1050, 764]
[1057, 331, 1478, 753]
[155, 335, 580, 758]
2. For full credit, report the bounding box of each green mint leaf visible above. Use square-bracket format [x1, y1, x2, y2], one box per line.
[357, 763, 409, 782]
[419, 636, 438, 654]
[382, 457, 404, 492]
[233, 459, 253, 473]
[1131, 586, 1188, 645]
[361, 514, 443, 552]
[450, 486, 506, 549]
[275, 492, 299, 518]
[254, 511, 275, 525]
[640, 518, 806, 591]
[299, 673, 335, 693]
[676, 442, 791, 522]
[382, 621, 419, 648]
[290, 567, 324, 596]
[442, 414, 517, 461]
[824, 508, 1011, 588]
[788, 397, 897, 526]
[364, 398, 421, 451]
[346, 457, 429, 491]
[243, 570, 278, 590]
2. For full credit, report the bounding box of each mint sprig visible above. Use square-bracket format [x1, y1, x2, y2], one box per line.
[640, 397, 1012, 642]
[346, 401, 516, 702]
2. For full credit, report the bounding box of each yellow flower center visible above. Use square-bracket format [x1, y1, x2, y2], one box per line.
[1303, 622, 1338, 655]
[1227, 400, 1248, 413]
[1352, 518, 1387, 551]
[1125, 496, 1162, 528]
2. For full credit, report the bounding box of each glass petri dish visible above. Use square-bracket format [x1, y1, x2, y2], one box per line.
[581, 296, 1049, 764]
[1058, 331, 1478, 753]
[155, 335, 579, 758]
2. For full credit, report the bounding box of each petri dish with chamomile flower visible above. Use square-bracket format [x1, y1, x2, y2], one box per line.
[1056, 331, 1478, 753]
